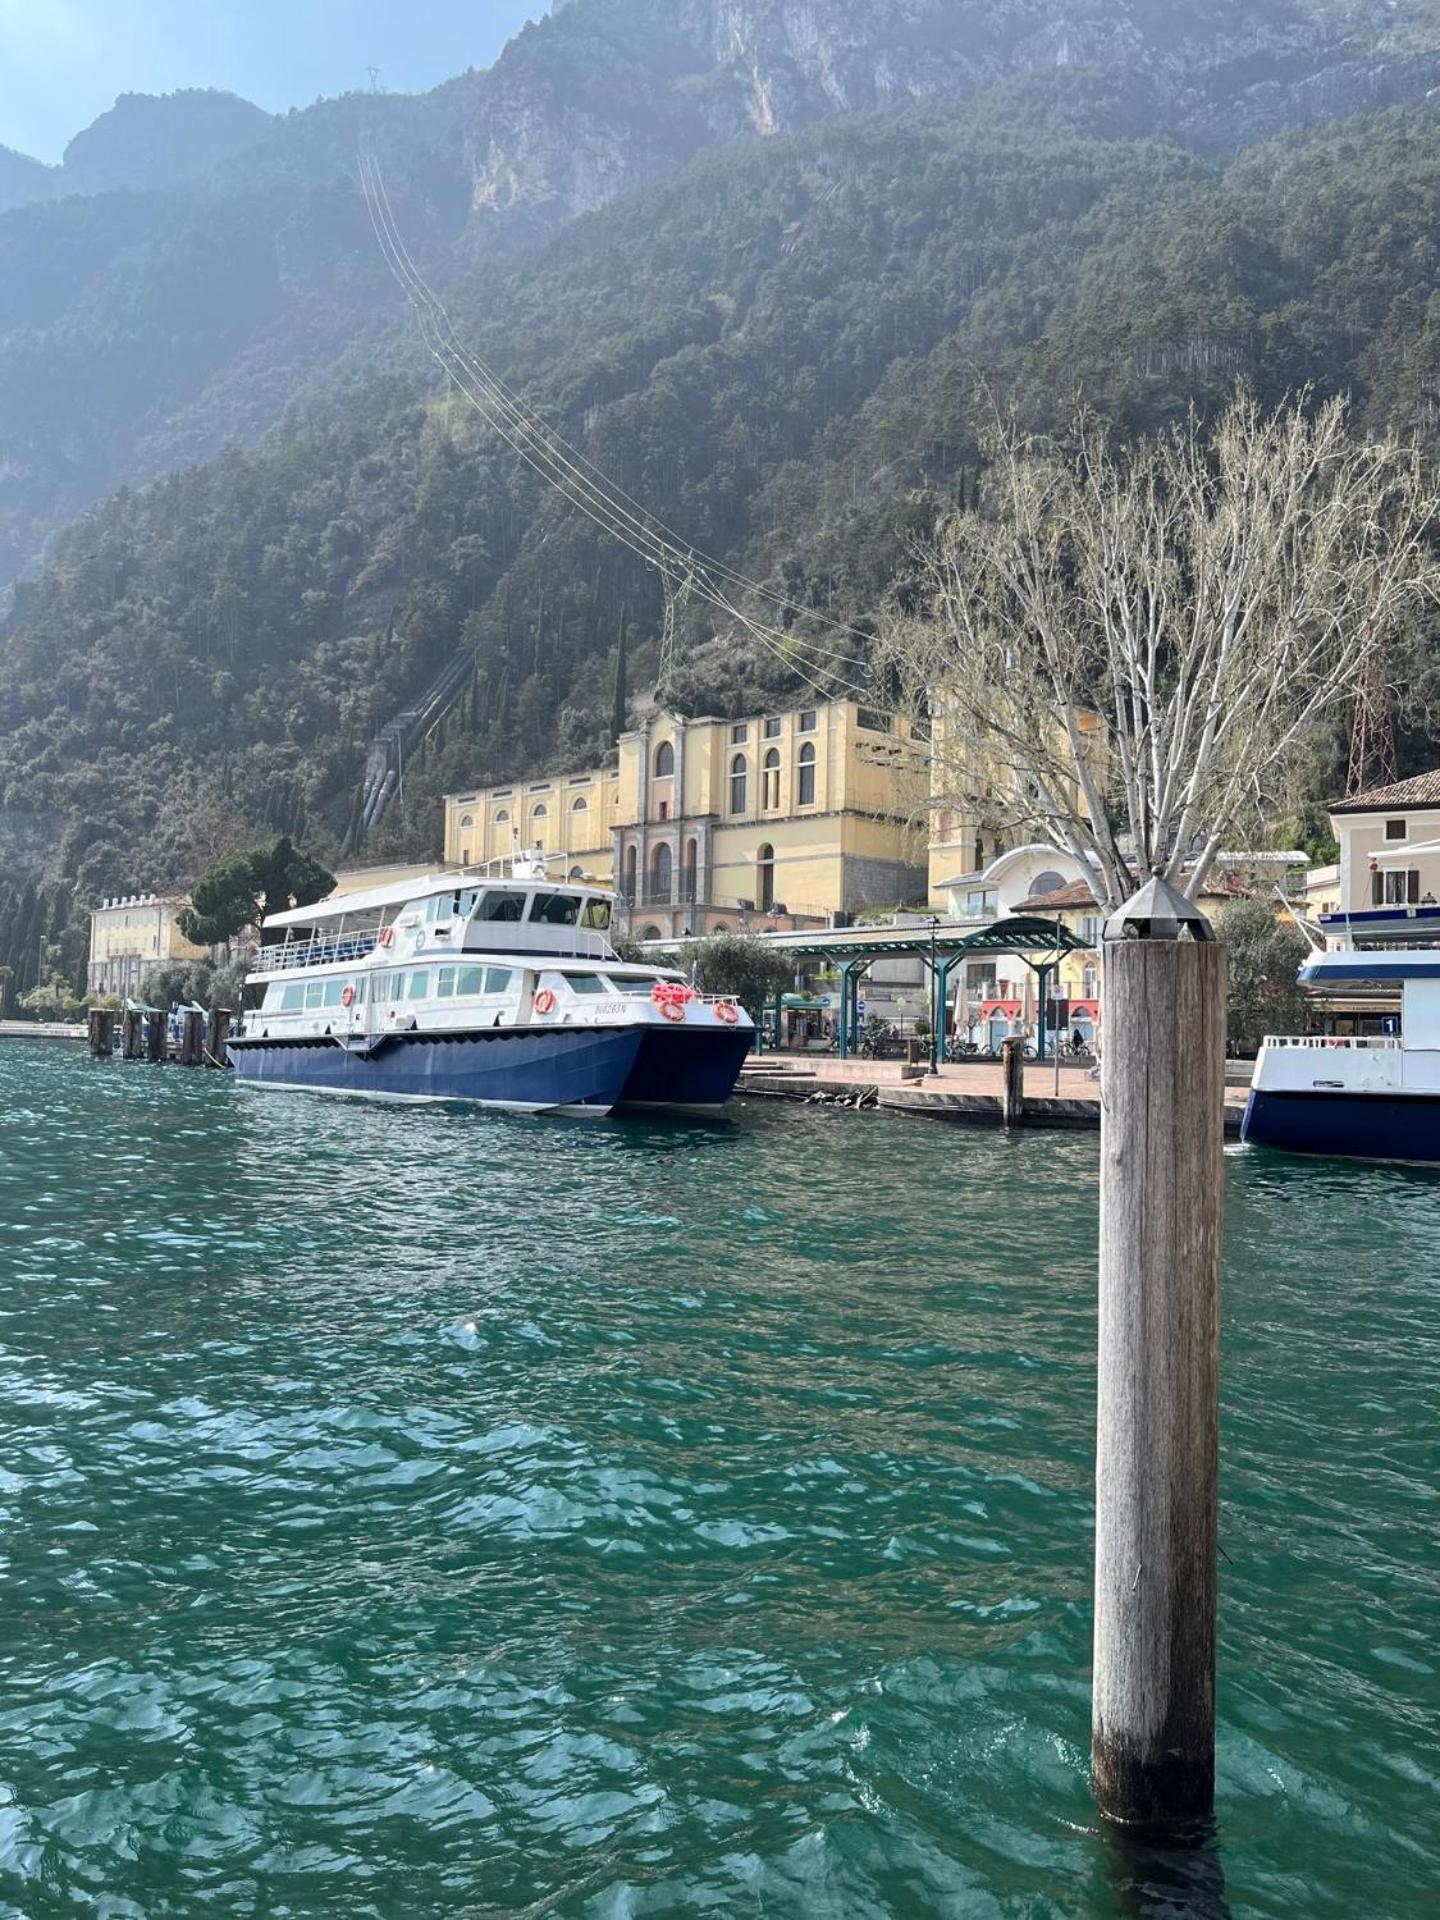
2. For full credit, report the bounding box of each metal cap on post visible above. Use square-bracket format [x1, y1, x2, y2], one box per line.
[1093, 873, 1226, 1828]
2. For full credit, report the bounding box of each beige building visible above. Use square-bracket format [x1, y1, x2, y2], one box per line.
[1327, 771, 1440, 926]
[87, 895, 212, 998]
[444, 700, 929, 936]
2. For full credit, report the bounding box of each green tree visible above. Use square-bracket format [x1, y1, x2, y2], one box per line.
[1218, 898, 1310, 1054]
[19, 972, 84, 1022]
[178, 837, 334, 945]
[674, 930, 793, 1021]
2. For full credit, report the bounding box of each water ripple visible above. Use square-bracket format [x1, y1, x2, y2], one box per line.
[0, 1042, 1435, 1914]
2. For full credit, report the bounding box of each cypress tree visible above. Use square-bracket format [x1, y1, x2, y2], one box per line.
[611, 610, 629, 744]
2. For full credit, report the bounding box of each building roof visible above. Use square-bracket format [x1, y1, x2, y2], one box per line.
[1022, 874, 1249, 915]
[1332, 770, 1440, 814]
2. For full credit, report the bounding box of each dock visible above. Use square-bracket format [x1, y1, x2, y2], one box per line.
[739, 1056, 1248, 1136]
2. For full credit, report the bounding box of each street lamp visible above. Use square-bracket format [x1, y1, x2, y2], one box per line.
[928, 916, 940, 1077]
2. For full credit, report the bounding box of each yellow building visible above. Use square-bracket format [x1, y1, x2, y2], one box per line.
[926, 706, 1109, 911]
[443, 700, 929, 936]
[87, 895, 212, 998]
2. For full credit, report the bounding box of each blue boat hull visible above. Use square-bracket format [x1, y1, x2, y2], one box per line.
[230, 1025, 647, 1113]
[617, 1026, 754, 1108]
[1241, 1088, 1440, 1164]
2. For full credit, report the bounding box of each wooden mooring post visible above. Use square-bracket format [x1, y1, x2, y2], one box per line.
[178, 1009, 205, 1066]
[144, 1010, 166, 1064]
[1000, 1034, 1026, 1129]
[121, 1009, 144, 1060]
[87, 1008, 116, 1057]
[204, 1005, 233, 1068]
[1093, 879, 1226, 1828]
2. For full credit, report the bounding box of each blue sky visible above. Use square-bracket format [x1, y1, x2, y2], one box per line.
[0, 1, 549, 162]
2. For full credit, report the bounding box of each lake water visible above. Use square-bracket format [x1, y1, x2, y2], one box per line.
[0, 1042, 1436, 1917]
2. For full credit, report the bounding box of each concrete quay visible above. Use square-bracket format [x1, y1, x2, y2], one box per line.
[738, 1054, 1248, 1136]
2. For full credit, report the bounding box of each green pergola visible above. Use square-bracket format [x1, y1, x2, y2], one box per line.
[771, 916, 1089, 1061]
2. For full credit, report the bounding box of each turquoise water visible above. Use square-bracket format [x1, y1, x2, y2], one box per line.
[0, 1043, 1436, 1917]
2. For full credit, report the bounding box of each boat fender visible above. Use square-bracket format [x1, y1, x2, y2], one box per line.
[660, 999, 686, 1023]
[378, 926, 396, 948]
[341, 987, 356, 1009]
[534, 988, 557, 1016]
[716, 1001, 740, 1025]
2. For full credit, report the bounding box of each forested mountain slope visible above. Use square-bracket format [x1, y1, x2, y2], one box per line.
[5, 0, 1440, 943]
[3, 0, 1439, 593]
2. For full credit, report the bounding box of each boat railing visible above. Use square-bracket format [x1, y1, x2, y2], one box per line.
[257, 930, 382, 973]
[1261, 1034, 1402, 1051]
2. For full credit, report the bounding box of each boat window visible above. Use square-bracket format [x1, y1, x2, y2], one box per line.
[323, 980, 347, 1008]
[530, 892, 581, 926]
[408, 971, 431, 1001]
[566, 974, 608, 994]
[476, 890, 526, 922]
[580, 899, 612, 930]
[280, 984, 305, 1012]
[606, 977, 657, 996]
[455, 966, 485, 996]
[484, 968, 514, 995]
[304, 981, 325, 1010]
[436, 968, 457, 998]
[458, 890, 480, 918]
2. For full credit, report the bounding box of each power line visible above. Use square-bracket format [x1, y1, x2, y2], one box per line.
[358, 149, 877, 703]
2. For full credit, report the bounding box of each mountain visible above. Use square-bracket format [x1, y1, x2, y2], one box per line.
[0, 145, 57, 216]
[3, 0, 1440, 923]
[58, 89, 276, 197]
[5, 0, 1440, 599]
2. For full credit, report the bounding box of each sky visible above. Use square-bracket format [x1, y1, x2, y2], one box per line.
[0, 0, 550, 163]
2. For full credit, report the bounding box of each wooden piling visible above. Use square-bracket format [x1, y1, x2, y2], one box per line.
[144, 1010, 166, 1064]
[178, 1009, 205, 1066]
[1000, 1035, 1026, 1130]
[88, 1008, 115, 1057]
[1093, 919, 1226, 1827]
[122, 1009, 144, 1060]
[205, 1006, 233, 1068]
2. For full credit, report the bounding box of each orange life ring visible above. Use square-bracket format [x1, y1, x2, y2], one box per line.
[341, 986, 356, 1010]
[534, 988, 557, 1016]
[715, 1000, 740, 1025]
[378, 926, 396, 949]
[660, 999, 686, 1023]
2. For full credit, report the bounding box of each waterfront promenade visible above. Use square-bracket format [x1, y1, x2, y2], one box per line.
[741, 1052, 1251, 1130]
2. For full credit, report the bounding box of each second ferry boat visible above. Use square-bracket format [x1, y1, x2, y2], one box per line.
[228, 857, 754, 1114]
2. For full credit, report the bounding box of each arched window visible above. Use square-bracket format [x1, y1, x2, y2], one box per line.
[654, 741, 675, 778]
[757, 843, 775, 913]
[460, 813, 475, 830]
[1031, 870, 1066, 897]
[651, 843, 673, 902]
[730, 755, 748, 815]
[532, 804, 548, 820]
[624, 845, 638, 903]
[797, 742, 816, 807]
[572, 796, 588, 812]
[974, 836, 986, 873]
[683, 837, 698, 904]
[763, 748, 781, 810]
[495, 810, 510, 825]
[638, 925, 662, 942]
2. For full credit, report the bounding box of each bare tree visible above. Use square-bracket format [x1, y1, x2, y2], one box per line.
[887, 395, 1440, 914]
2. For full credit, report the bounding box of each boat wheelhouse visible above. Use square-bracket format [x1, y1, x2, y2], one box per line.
[1241, 950, 1440, 1163]
[228, 858, 753, 1114]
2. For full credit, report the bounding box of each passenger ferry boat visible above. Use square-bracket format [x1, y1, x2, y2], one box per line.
[1240, 950, 1440, 1163]
[229, 857, 754, 1115]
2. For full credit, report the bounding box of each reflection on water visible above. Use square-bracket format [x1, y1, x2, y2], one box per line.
[0, 1044, 1435, 1915]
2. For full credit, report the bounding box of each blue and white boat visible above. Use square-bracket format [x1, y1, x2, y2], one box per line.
[1241, 950, 1440, 1163]
[229, 857, 753, 1114]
